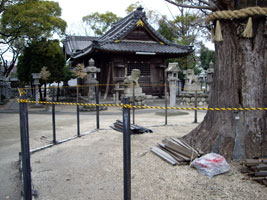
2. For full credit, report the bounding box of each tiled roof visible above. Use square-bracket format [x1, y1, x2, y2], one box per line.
[98, 41, 191, 54]
[63, 36, 97, 56]
[65, 8, 193, 59]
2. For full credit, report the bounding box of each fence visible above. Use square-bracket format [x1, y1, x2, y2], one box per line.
[18, 84, 267, 200]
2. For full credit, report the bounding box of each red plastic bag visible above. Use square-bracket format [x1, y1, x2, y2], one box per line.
[190, 153, 230, 178]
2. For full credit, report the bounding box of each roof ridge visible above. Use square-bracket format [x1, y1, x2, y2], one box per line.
[139, 16, 171, 45]
[97, 15, 137, 43]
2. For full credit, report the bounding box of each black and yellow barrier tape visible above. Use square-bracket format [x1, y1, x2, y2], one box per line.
[17, 99, 267, 111]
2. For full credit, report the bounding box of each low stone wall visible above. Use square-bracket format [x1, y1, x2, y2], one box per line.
[177, 93, 209, 106]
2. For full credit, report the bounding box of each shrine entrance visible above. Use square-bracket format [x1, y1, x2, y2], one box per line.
[127, 62, 151, 93]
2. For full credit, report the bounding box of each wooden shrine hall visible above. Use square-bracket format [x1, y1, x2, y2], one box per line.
[63, 7, 193, 95]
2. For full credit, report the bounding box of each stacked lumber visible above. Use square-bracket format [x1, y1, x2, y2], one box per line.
[241, 157, 267, 187]
[111, 120, 153, 134]
[151, 138, 203, 165]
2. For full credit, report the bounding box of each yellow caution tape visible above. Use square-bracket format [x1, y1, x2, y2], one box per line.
[17, 99, 267, 111]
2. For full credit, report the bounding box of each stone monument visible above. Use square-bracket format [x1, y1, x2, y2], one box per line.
[32, 73, 41, 104]
[183, 69, 201, 93]
[123, 69, 146, 105]
[165, 62, 181, 107]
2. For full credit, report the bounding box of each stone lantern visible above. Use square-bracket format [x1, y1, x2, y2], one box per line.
[32, 73, 41, 104]
[84, 58, 101, 102]
[165, 62, 181, 107]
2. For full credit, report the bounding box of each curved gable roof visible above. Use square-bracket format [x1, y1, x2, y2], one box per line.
[68, 8, 193, 59]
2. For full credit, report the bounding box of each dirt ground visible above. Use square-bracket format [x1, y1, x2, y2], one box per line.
[0, 100, 22, 200]
[18, 106, 266, 200]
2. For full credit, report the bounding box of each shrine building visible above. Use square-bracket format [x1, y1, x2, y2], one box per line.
[63, 7, 193, 95]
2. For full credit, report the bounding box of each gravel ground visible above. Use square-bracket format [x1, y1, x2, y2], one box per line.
[28, 108, 267, 200]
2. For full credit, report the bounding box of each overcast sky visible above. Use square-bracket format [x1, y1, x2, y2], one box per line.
[54, 0, 178, 34]
[55, 0, 176, 23]
[54, 0, 214, 49]
[2, 0, 213, 60]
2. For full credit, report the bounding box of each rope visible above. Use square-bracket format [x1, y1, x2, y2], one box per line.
[206, 7, 267, 24]
[17, 99, 267, 111]
[18, 83, 169, 91]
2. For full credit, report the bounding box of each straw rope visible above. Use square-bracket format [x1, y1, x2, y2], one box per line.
[206, 7, 267, 24]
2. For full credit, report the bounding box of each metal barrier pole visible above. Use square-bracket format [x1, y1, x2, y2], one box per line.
[165, 83, 168, 125]
[76, 86, 80, 136]
[96, 85, 100, 129]
[52, 87, 56, 144]
[76, 86, 80, 137]
[122, 97, 131, 200]
[132, 83, 135, 125]
[77, 105, 80, 137]
[194, 90, 198, 123]
[19, 96, 32, 200]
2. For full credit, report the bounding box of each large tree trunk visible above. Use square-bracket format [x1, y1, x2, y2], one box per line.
[183, 17, 267, 160]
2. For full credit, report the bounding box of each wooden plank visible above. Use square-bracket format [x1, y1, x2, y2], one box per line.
[163, 139, 195, 159]
[255, 171, 267, 177]
[251, 177, 267, 181]
[243, 159, 267, 166]
[171, 138, 199, 157]
[158, 143, 189, 162]
[151, 147, 177, 165]
[257, 164, 267, 171]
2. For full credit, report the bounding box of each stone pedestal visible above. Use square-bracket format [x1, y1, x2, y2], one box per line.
[183, 69, 202, 94]
[123, 86, 146, 105]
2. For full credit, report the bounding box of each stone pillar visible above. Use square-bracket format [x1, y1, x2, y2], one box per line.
[177, 80, 182, 96]
[169, 79, 178, 107]
[32, 73, 41, 104]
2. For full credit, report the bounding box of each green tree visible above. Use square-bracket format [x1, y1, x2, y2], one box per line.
[82, 12, 121, 36]
[0, 0, 66, 76]
[17, 39, 66, 85]
[156, 1, 205, 80]
[199, 44, 215, 70]
[62, 64, 75, 85]
[158, 16, 177, 42]
[0, 0, 21, 14]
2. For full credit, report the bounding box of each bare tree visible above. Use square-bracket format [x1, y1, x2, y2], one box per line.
[164, 0, 267, 160]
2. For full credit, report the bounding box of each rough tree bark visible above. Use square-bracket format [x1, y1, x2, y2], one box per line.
[183, 16, 267, 160]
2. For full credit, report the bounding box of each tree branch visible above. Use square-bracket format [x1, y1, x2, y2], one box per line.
[199, 0, 215, 7]
[164, 0, 216, 11]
